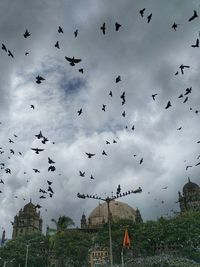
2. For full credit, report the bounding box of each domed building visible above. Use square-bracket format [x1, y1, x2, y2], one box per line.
[12, 200, 43, 238]
[178, 178, 200, 212]
[81, 199, 142, 229]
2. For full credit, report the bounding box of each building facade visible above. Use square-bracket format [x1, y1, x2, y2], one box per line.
[178, 178, 200, 212]
[12, 200, 43, 238]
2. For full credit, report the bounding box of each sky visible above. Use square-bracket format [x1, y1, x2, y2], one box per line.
[0, 0, 200, 238]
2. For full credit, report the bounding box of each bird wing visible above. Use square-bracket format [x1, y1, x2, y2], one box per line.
[65, 56, 73, 62]
[73, 58, 82, 63]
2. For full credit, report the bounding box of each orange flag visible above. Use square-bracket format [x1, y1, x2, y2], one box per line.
[123, 228, 131, 248]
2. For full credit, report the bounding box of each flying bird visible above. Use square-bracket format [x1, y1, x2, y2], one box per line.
[48, 165, 56, 172]
[162, 186, 168, 189]
[9, 138, 14, 143]
[147, 13, 152, 23]
[102, 104, 106, 112]
[100, 22, 106, 35]
[106, 141, 110, 145]
[31, 148, 44, 154]
[165, 101, 172, 109]
[79, 68, 84, 74]
[41, 137, 48, 144]
[77, 108, 82, 116]
[85, 152, 95, 158]
[35, 131, 43, 139]
[47, 180, 52, 185]
[8, 50, 14, 58]
[48, 157, 55, 164]
[186, 165, 192, 171]
[102, 150, 108, 156]
[24, 29, 30, 38]
[115, 22, 121, 31]
[109, 91, 112, 97]
[74, 29, 78, 37]
[36, 75, 45, 84]
[191, 38, 199, 48]
[183, 96, 188, 103]
[90, 175, 94, 180]
[172, 22, 179, 31]
[179, 64, 190, 74]
[30, 105, 35, 109]
[33, 168, 40, 173]
[122, 111, 126, 117]
[185, 87, 192, 95]
[54, 41, 60, 49]
[79, 171, 85, 177]
[5, 168, 11, 174]
[65, 56, 82, 66]
[188, 10, 198, 22]
[139, 158, 143, 164]
[178, 94, 183, 98]
[139, 8, 145, 17]
[58, 26, 64, 33]
[1, 43, 7, 51]
[152, 93, 158, 100]
[177, 127, 182, 130]
[115, 75, 121, 83]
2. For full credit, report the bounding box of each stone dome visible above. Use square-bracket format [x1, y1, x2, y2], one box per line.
[183, 178, 199, 194]
[23, 201, 35, 212]
[88, 200, 136, 226]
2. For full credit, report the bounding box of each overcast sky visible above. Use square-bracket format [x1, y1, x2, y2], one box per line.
[1, 0, 200, 238]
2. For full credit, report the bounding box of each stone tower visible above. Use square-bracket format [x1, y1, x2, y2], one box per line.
[12, 200, 43, 238]
[178, 178, 200, 212]
[81, 213, 87, 229]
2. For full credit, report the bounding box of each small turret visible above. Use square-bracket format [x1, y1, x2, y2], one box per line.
[135, 208, 143, 223]
[81, 213, 87, 229]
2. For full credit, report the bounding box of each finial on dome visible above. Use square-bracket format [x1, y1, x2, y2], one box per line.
[188, 177, 191, 183]
[30, 198, 32, 203]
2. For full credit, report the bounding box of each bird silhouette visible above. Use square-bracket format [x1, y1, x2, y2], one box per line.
[30, 105, 35, 109]
[101, 23, 106, 35]
[24, 29, 30, 38]
[36, 75, 45, 84]
[31, 148, 44, 154]
[77, 108, 82, 116]
[79, 171, 85, 177]
[48, 157, 55, 164]
[58, 26, 64, 33]
[183, 96, 188, 103]
[113, 139, 117, 143]
[35, 131, 43, 139]
[65, 56, 82, 66]
[48, 165, 56, 172]
[9, 138, 14, 143]
[191, 38, 199, 48]
[188, 10, 198, 22]
[102, 150, 108, 156]
[74, 29, 78, 37]
[162, 186, 168, 189]
[172, 22, 179, 31]
[33, 168, 40, 173]
[102, 104, 106, 112]
[185, 87, 192, 95]
[109, 91, 112, 97]
[122, 111, 126, 117]
[0, 179, 4, 184]
[139, 8, 145, 17]
[1, 43, 7, 52]
[177, 127, 182, 130]
[179, 64, 190, 74]
[47, 180, 52, 185]
[147, 13, 152, 23]
[5, 168, 11, 174]
[152, 93, 158, 100]
[165, 101, 172, 109]
[85, 152, 95, 158]
[106, 141, 110, 145]
[25, 52, 29, 56]
[178, 94, 183, 98]
[10, 149, 14, 154]
[8, 50, 14, 58]
[79, 68, 84, 74]
[41, 137, 48, 144]
[139, 158, 143, 164]
[186, 165, 192, 171]
[90, 175, 94, 179]
[54, 41, 60, 49]
[115, 22, 121, 31]
[115, 75, 121, 83]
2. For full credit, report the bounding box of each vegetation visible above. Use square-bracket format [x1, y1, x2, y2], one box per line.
[0, 212, 200, 266]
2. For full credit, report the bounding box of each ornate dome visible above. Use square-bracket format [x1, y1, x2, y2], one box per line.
[23, 200, 35, 212]
[88, 200, 136, 226]
[183, 178, 199, 194]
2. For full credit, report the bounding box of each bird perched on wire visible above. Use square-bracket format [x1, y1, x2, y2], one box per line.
[65, 56, 82, 66]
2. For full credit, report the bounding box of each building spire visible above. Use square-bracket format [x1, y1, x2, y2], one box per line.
[188, 177, 191, 183]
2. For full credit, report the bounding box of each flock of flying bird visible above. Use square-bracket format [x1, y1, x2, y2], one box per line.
[0, 7, 200, 219]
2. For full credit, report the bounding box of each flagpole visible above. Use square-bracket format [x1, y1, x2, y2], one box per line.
[121, 248, 124, 267]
